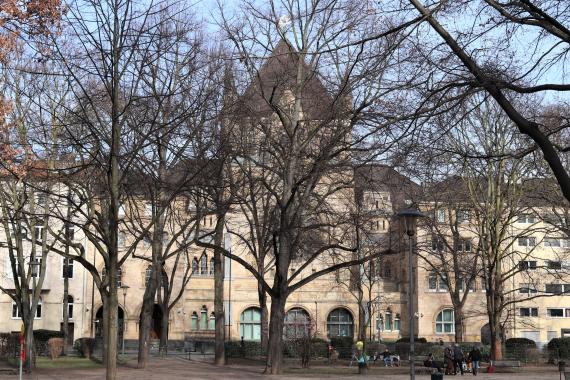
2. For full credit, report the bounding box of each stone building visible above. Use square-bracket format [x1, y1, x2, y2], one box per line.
[1, 42, 569, 351]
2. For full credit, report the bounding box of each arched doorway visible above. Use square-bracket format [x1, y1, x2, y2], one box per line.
[151, 304, 163, 339]
[94, 306, 125, 342]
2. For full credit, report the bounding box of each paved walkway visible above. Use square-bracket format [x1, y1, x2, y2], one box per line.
[6, 357, 561, 379]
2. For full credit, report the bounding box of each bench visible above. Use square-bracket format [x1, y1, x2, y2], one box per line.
[492, 360, 521, 368]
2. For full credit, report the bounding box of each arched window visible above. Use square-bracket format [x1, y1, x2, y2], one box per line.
[327, 308, 353, 338]
[145, 265, 152, 286]
[240, 307, 261, 341]
[436, 309, 455, 334]
[284, 308, 311, 339]
[200, 252, 207, 275]
[192, 258, 198, 274]
[63, 295, 74, 319]
[209, 312, 215, 330]
[200, 305, 208, 329]
[36, 297, 43, 319]
[191, 312, 198, 330]
[209, 257, 215, 275]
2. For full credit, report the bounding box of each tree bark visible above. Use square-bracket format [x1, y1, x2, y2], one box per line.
[266, 294, 287, 374]
[453, 306, 464, 343]
[258, 284, 269, 352]
[137, 260, 159, 368]
[63, 274, 69, 355]
[159, 304, 169, 354]
[214, 214, 226, 365]
[105, 261, 118, 380]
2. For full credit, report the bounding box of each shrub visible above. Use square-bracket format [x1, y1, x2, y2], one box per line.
[74, 338, 95, 359]
[396, 337, 427, 343]
[505, 338, 536, 348]
[47, 338, 64, 360]
[33, 330, 64, 356]
[329, 337, 354, 359]
[548, 337, 570, 361]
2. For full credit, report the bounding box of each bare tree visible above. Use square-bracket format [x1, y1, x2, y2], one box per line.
[407, 0, 570, 203]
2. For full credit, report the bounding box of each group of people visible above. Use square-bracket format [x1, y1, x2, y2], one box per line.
[433, 344, 481, 376]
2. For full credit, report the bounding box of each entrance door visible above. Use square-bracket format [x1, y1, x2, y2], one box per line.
[60, 323, 75, 347]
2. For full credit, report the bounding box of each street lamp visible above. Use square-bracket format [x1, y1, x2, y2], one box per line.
[120, 285, 130, 356]
[397, 207, 425, 380]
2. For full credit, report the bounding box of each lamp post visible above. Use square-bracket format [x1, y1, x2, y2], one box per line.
[397, 208, 425, 380]
[120, 285, 130, 356]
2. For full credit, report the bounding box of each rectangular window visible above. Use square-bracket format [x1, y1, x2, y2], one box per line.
[548, 308, 564, 318]
[34, 222, 44, 243]
[62, 258, 74, 279]
[519, 261, 537, 270]
[519, 308, 538, 317]
[518, 237, 536, 247]
[432, 235, 445, 252]
[65, 223, 75, 241]
[548, 261, 563, 270]
[545, 238, 561, 247]
[428, 272, 437, 290]
[545, 284, 563, 294]
[518, 214, 536, 224]
[456, 239, 472, 252]
[457, 209, 470, 223]
[436, 209, 446, 223]
[519, 283, 537, 294]
[145, 202, 153, 216]
[439, 274, 449, 291]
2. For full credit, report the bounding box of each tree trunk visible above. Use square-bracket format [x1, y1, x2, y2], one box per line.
[489, 318, 503, 361]
[159, 304, 169, 355]
[214, 215, 225, 365]
[101, 292, 109, 366]
[265, 294, 287, 375]
[137, 261, 159, 368]
[358, 301, 366, 342]
[454, 306, 464, 343]
[24, 317, 34, 372]
[105, 260, 118, 380]
[258, 285, 269, 352]
[63, 275, 69, 355]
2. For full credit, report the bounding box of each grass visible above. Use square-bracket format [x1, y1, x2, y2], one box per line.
[36, 356, 102, 369]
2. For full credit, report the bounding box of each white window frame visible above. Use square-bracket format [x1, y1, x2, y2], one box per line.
[62, 257, 74, 279]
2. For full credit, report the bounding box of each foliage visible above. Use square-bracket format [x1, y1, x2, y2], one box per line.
[74, 338, 95, 359]
[505, 338, 536, 348]
[395, 337, 427, 343]
[34, 330, 64, 356]
[329, 337, 354, 359]
[548, 338, 570, 361]
[47, 338, 64, 360]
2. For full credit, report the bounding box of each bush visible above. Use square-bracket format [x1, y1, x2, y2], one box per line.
[329, 337, 354, 359]
[74, 338, 95, 359]
[224, 340, 263, 358]
[34, 330, 64, 356]
[395, 337, 427, 343]
[505, 338, 536, 348]
[548, 338, 570, 361]
[47, 338, 64, 360]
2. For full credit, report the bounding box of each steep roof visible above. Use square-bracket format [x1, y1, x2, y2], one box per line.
[238, 39, 340, 120]
[354, 164, 422, 211]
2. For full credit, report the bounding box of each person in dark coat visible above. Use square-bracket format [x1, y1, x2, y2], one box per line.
[453, 343, 464, 375]
[468, 346, 482, 376]
[444, 345, 454, 375]
[424, 353, 443, 373]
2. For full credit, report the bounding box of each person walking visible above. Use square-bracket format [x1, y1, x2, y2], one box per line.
[468, 346, 481, 376]
[444, 345, 454, 375]
[453, 343, 464, 375]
